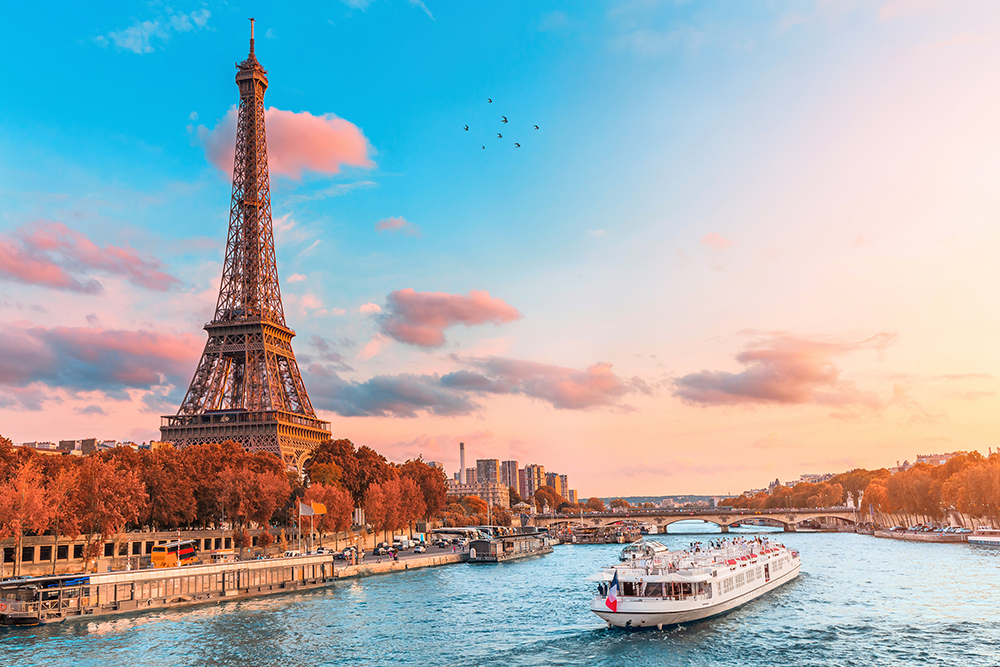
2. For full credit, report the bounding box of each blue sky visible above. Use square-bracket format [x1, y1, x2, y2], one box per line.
[4, 1, 1000, 495]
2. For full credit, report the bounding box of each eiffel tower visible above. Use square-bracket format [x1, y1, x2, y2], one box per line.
[161, 20, 330, 469]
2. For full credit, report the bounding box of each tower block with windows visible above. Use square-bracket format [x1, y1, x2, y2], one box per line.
[160, 21, 330, 469]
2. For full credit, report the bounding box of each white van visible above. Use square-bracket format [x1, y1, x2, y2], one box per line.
[392, 537, 413, 550]
[282, 550, 301, 558]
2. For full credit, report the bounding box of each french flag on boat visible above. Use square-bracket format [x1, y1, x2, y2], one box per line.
[606, 571, 619, 612]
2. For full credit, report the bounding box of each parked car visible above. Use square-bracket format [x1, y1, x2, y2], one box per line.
[282, 550, 301, 558]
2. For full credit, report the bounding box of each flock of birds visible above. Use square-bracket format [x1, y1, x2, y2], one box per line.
[465, 97, 538, 150]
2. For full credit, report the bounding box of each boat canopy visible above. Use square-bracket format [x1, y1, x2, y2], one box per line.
[619, 539, 670, 561]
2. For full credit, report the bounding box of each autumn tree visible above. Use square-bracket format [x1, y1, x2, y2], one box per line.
[397, 476, 427, 537]
[144, 445, 197, 529]
[307, 439, 391, 509]
[75, 455, 147, 569]
[46, 465, 82, 575]
[0, 461, 50, 576]
[365, 482, 390, 541]
[861, 478, 893, 514]
[397, 458, 447, 520]
[463, 495, 488, 515]
[308, 462, 343, 488]
[609, 498, 631, 509]
[585, 497, 606, 512]
[305, 483, 353, 548]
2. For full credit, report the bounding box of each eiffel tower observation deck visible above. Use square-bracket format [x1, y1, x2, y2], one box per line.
[161, 20, 331, 469]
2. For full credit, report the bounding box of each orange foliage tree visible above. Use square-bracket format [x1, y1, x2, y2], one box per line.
[0, 461, 50, 576]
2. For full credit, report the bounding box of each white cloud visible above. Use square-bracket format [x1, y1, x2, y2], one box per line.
[359, 302, 382, 314]
[406, 0, 435, 20]
[287, 273, 307, 283]
[96, 9, 212, 54]
[588, 229, 607, 237]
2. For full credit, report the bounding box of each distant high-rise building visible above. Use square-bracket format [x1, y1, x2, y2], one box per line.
[517, 468, 526, 500]
[559, 474, 569, 497]
[459, 442, 466, 483]
[476, 459, 500, 484]
[500, 460, 519, 488]
[568, 489, 578, 504]
[465, 468, 477, 484]
[523, 464, 545, 499]
[427, 461, 444, 471]
[545, 472, 565, 498]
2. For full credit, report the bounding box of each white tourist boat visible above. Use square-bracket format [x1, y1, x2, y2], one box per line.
[968, 527, 1000, 547]
[586, 537, 800, 629]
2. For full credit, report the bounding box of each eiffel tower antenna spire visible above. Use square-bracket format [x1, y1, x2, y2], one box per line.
[161, 26, 331, 469]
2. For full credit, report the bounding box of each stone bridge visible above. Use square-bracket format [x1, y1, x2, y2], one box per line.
[532, 507, 859, 532]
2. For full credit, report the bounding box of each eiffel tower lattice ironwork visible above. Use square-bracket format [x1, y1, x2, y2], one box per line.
[161, 20, 330, 468]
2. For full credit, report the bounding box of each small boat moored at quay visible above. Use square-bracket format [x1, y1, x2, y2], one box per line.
[587, 537, 800, 629]
[468, 528, 553, 563]
[968, 527, 1000, 547]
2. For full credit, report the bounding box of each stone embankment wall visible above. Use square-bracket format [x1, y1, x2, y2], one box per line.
[869, 510, 996, 530]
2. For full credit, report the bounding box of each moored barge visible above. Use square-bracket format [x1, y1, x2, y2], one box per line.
[0, 553, 338, 626]
[468, 529, 553, 563]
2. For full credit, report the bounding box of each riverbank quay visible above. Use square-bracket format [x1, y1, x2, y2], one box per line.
[873, 530, 968, 543]
[0, 550, 468, 626]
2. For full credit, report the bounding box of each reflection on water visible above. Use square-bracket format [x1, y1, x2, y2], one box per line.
[3, 526, 999, 666]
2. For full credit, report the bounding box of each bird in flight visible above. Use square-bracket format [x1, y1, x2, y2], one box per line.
[464, 125, 469, 131]
[487, 98, 493, 103]
[533, 125, 539, 130]
[481, 145, 485, 149]
[497, 133, 502, 138]
[501, 116, 508, 124]
[514, 143, 521, 148]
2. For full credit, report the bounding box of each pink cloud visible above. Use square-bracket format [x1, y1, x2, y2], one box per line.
[199, 106, 374, 179]
[374, 216, 422, 237]
[700, 232, 734, 251]
[0, 322, 202, 395]
[672, 332, 893, 408]
[379, 289, 522, 348]
[308, 355, 649, 417]
[443, 357, 651, 410]
[0, 220, 179, 293]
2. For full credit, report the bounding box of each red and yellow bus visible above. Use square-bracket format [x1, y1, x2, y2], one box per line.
[151, 540, 199, 568]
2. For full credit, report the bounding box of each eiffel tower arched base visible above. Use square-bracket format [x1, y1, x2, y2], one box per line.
[160, 410, 330, 471]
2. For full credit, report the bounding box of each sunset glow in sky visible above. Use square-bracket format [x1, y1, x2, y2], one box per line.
[4, 1, 1000, 495]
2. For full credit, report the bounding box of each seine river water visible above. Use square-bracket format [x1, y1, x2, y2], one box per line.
[3, 523, 999, 666]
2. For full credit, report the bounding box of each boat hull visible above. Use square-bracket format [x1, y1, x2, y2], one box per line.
[968, 536, 1000, 548]
[591, 561, 800, 629]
